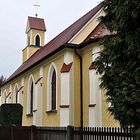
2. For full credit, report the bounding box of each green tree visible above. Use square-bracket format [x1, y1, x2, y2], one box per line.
[95, 0, 140, 128]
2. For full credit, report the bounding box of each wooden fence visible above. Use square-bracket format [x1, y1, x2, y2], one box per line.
[73, 127, 135, 140]
[0, 126, 136, 140]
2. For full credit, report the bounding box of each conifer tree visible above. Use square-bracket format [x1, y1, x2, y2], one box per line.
[95, 0, 140, 128]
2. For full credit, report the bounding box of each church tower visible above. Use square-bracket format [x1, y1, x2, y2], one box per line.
[22, 16, 46, 63]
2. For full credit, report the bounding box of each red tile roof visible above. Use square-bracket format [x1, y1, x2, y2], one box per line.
[84, 23, 111, 42]
[60, 63, 73, 73]
[3, 3, 103, 85]
[27, 16, 46, 32]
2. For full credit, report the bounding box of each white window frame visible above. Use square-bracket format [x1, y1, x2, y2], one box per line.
[27, 75, 35, 114]
[47, 63, 58, 111]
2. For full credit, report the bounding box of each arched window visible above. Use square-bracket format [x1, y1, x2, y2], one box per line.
[35, 35, 40, 47]
[47, 64, 57, 111]
[28, 76, 35, 114]
[51, 70, 56, 110]
[30, 81, 34, 114]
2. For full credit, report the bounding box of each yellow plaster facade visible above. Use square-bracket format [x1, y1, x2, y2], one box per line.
[79, 43, 119, 127]
[70, 9, 105, 44]
[1, 44, 120, 127]
[42, 53, 64, 126]
[73, 54, 81, 126]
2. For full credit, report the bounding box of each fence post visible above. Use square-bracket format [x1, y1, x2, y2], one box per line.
[31, 125, 36, 140]
[67, 125, 74, 140]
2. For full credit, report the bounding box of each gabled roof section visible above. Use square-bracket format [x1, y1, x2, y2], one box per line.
[3, 2, 103, 86]
[84, 23, 111, 42]
[26, 16, 46, 33]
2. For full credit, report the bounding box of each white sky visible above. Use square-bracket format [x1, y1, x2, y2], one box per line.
[0, 0, 101, 78]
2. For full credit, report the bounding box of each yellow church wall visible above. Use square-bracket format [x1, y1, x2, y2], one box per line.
[81, 42, 120, 127]
[22, 45, 39, 63]
[1, 77, 22, 104]
[22, 67, 40, 126]
[81, 45, 93, 127]
[6, 86, 11, 103]
[1, 42, 120, 128]
[22, 48, 27, 63]
[0, 49, 65, 126]
[22, 75, 30, 126]
[11, 79, 21, 103]
[28, 46, 39, 58]
[54, 7, 106, 127]
[42, 52, 64, 126]
[1, 86, 6, 103]
[1, 85, 9, 95]
[22, 74, 36, 126]
[0, 65, 40, 126]
[70, 9, 105, 44]
[73, 54, 81, 126]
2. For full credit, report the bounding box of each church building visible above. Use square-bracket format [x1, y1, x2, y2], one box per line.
[0, 2, 119, 127]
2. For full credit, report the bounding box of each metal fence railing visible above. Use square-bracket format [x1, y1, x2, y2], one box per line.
[0, 126, 136, 140]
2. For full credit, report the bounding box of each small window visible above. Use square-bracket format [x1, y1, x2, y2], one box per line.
[35, 35, 40, 47]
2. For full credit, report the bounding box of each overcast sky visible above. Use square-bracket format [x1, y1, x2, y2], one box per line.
[0, 0, 101, 78]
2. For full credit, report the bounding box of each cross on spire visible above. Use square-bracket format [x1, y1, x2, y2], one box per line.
[33, 0, 40, 18]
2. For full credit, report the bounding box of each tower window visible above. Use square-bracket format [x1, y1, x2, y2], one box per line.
[35, 35, 40, 47]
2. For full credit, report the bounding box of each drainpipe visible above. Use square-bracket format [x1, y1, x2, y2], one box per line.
[74, 47, 83, 128]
